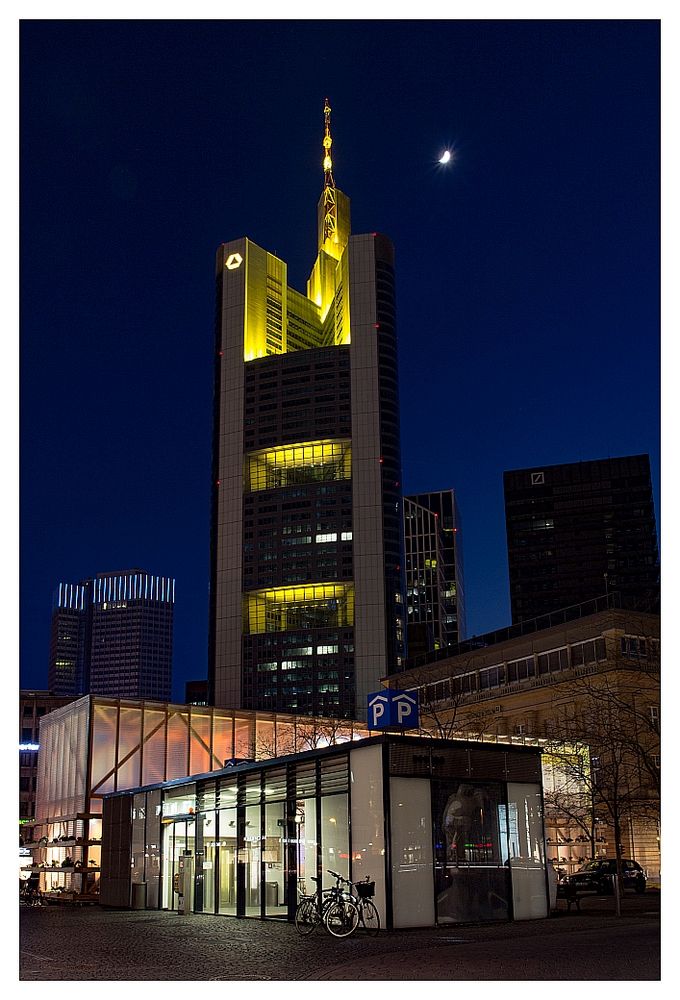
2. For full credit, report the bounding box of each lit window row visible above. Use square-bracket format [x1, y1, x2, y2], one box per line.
[243, 583, 354, 634]
[244, 440, 351, 492]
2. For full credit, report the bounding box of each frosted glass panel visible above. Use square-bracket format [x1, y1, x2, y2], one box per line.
[507, 782, 548, 919]
[321, 794, 349, 881]
[166, 712, 189, 778]
[350, 744, 385, 923]
[117, 707, 142, 790]
[189, 709, 212, 775]
[390, 777, 435, 928]
[142, 708, 167, 785]
[91, 703, 118, 795]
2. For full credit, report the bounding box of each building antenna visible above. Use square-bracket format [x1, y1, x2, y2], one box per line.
[322, 97, 337, 246]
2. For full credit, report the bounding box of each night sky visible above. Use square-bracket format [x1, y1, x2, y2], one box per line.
[19, 19, 660, 703]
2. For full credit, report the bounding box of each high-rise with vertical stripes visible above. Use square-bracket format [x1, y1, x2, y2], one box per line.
[208, 101, 406, 719]
[48, 569, 175, 700]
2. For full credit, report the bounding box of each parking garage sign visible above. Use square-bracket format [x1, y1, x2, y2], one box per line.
[368, 690, 419, 730]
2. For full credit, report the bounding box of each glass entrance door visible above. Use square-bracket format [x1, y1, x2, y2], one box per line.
[161, 819, 196, 911]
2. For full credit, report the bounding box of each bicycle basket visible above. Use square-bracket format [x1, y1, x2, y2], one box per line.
[355, 880, 375, 899]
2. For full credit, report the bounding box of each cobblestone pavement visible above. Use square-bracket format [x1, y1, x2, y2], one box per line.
[18, 892, 661, 982]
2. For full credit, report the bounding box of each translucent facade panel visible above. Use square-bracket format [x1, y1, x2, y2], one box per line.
[117, 707, 142, 790]
[320, 793, 349, 881]
[349, 745, 386, 924]
[245, 439, 351, 492]
[166, 712, 189, 780]
[506, 782, 548, 919]
[212, 711, 234, 767]
[233, 717, 254, 759]
[255, 719, 275, 758]
[243, 583, 354, 634]
[189, 709, 212, 776]
[36, 697, 90, 822]
[142, 708, 167, 786]
[91, 703, 118, 795]
[389, 777, 435, 928]
[273, 720, 296, 756]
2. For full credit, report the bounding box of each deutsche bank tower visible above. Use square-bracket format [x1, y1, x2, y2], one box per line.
[208, 102, 406, 720]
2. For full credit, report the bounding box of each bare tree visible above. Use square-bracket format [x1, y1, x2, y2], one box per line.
[399, 663, 501, 742]
[544, 650, 660, 915]
[254, 715, 360, 759]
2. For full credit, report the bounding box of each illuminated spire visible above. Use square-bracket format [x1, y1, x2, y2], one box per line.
[323, 97, 335, 187]
[322, 97, 337, 246]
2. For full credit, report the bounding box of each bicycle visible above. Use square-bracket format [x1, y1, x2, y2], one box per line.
[350, 876, 380, 935]
[294, 870, 359, 938]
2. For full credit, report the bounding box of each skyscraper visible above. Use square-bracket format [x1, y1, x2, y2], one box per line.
[404, 489, 466, 653]
[504, 454, 659, 623]
[48, 569, 175, 700]
[209, 101, 406, 719]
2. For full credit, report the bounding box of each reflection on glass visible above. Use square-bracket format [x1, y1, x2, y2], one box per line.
[433, 780, 509, 923]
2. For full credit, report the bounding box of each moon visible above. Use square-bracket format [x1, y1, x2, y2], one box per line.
[439, 150, 452, 164]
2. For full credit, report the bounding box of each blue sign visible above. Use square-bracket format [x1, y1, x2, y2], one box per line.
[367, 690, 419, 730]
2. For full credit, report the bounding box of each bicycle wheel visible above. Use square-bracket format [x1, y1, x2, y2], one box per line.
[295, 898, 320, 936]
[359, 898, 380, 936]
[324, 899, 359, 938]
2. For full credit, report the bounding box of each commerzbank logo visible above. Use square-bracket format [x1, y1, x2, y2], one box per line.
[225, 252, 243, 270]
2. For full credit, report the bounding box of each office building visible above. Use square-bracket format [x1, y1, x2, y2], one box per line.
[504, 455, 659, 623]
[404, 489, 466, 653]
[391, 599, 661, 880]
[48, 568, 175, 701]
[209, 101, 405, 719]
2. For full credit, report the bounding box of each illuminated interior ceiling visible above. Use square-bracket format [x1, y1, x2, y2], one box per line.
[245, 439, 351, 491]
[243, 583, 355, 634]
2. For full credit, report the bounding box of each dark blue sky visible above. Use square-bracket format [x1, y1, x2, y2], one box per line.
[19, 20, 660, 702]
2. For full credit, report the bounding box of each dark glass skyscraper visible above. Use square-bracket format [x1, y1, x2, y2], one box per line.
[208, 102, 406, 719]
[504, 454, 659, 623]
[48, 569, 175, 700]
[404, 489, 466, 654]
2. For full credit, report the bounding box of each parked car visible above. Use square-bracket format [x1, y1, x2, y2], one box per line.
[557, 859, 646, 896]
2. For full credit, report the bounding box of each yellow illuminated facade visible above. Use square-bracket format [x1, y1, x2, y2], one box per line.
[244, 439, 351, 492]
[240, 99, 351, 362]
[210, 100, 405, 718]
[243, 583, 355, 635]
